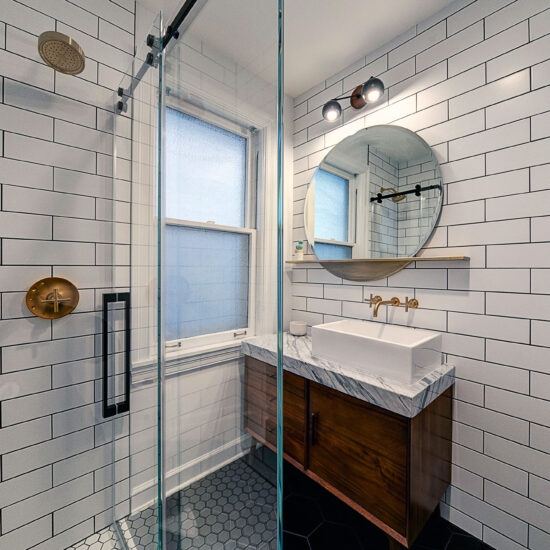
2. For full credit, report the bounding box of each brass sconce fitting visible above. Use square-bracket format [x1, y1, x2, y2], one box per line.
[365, 294, 419, 318]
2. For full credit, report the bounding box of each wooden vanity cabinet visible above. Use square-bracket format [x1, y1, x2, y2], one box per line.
[243, 356, 452, 548]
[244, 356, 307, 468]
[308, 382, 408, 536]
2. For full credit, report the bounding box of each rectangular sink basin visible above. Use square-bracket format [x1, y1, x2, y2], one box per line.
[311, 320, 443, 384]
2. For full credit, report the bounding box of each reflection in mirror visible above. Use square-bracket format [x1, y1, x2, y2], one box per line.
[304, 125, 443, 261]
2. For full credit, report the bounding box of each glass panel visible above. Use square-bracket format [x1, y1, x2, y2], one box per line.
[165, 225, 250, 340]
[107, 12, 163, 550]
[166, 108, 247, 226]
[314, 242, 352, 260]
[314, 169, 349, 242]
[370, 200, 398, 258]
[160, 1, 280, 549]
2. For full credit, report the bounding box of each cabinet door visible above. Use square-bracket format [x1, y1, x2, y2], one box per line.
[244, 356, 307, 467]
[244, 356, 277, 446]
[308, 382, 408, 535]
[282, 370, 307, 466]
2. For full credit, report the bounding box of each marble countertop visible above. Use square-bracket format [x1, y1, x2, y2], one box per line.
[241, 333, 454, 418]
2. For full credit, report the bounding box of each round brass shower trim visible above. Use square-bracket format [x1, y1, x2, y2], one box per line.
[26, 277, 79, 319]
[38, 31, 85, 75]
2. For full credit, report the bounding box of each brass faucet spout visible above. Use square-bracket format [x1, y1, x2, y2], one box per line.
[373, 296, 400, 317]
[373, 300, 389, 317]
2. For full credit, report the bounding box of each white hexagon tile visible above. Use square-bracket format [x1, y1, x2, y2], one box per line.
[66, 458, 277, 550]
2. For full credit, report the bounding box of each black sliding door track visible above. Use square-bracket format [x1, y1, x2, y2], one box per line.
[162, 0, 199, 50]
[117, 0, 203, 110]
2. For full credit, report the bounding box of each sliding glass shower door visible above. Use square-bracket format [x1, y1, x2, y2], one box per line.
[110, 2, 283, 548]
[107, 13, 164, 550]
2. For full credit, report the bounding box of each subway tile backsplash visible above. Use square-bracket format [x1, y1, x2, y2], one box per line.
[290, 1, 550, 547]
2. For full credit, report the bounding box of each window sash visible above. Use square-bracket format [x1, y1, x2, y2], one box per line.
[165, 100, 256, 229]
[164, 104, 257, 354]
[314, 166, 357, 246]
[314, 238, 355, 247]
[165, 219, 256, 354]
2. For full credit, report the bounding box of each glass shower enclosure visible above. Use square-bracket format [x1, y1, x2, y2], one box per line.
[106, 1, 284, 549]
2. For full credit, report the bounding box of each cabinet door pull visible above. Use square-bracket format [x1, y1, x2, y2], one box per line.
[311, 412, 319, 445]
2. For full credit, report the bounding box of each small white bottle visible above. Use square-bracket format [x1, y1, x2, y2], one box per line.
[293, 240, 304, 261]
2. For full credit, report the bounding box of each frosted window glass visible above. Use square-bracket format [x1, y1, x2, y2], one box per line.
[165, 226, 250, 340]
[166, 108, 247, 226]
[314, 169, 349, 242]
[315, 242, 352, 260]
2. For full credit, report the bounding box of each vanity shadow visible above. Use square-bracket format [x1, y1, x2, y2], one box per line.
[282, 461, 495, 550]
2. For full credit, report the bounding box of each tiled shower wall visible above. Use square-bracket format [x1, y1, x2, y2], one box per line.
[291, 1, 550, 548]
[396, 156, 441, 256]
[368, 148, 399, 257]
[0, 1, 135, 549]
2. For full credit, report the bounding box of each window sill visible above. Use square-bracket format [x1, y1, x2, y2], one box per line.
[165, 338, 244, 361]
[132, 339, 248, 387]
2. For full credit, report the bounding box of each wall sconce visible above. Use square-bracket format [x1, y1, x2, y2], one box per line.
[321, 76, 385, 122]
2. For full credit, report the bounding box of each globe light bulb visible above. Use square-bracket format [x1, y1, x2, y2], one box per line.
[361, 76, 384, 104]
[322, 100, 342, 122]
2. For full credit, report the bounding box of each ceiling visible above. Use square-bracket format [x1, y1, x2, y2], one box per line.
[325, 127, 434, 175]
[138, 0, 455, 98]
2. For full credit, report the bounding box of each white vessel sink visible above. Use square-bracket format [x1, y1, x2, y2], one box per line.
[311, 320, 443, 384]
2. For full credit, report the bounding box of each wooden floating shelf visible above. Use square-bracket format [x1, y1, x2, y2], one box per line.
[286, 256, 469, 264]
[286, 256, 469, 281]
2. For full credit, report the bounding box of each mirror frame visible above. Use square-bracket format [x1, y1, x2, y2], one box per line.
[303, 124, 444, 281]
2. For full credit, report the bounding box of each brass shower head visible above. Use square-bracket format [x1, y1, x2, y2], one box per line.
[380, 187, 406, 202]
[38, 31, 85, 75]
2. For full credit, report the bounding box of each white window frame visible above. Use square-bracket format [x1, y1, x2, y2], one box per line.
[164, 104, 257, 356]
[353, 170, 370, 258]
[314, 165, 357, 251]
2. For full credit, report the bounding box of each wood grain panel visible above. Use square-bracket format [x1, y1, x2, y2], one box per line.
[282, 371, 307, 465]
[308, 381, 408, 535]
[244, 356, 307, 467]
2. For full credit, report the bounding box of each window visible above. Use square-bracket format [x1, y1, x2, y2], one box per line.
[314, 168, 353, 259]
[165, 108, 255, 350]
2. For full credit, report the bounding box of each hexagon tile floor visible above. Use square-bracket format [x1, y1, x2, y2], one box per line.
[66, 458, 276, 550]
[67, 457, 495, 550]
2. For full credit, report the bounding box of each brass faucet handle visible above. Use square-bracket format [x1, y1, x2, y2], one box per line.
[404, 297, 419, 312]
[366, 294, 382, 308]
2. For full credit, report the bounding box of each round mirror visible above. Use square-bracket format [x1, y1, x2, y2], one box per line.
[304, 125, 443, 280]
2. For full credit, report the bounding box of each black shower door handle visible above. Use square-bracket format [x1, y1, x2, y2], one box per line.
[102, 292, 131, 418]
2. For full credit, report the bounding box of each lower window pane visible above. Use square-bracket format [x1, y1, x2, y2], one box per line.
[166, 225, 250, 341]
[314, 168, 349, 242]
[314, 242, 352, 259]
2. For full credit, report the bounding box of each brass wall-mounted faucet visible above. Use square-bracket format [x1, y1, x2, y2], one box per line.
[365, 294, 419, 317]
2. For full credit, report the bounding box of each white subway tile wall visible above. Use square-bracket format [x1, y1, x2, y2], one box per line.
[0, 0, 135, 548]
[291, 1, 550, 548]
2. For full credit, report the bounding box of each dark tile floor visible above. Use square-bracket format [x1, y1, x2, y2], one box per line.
[282, 461, 495, 550]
